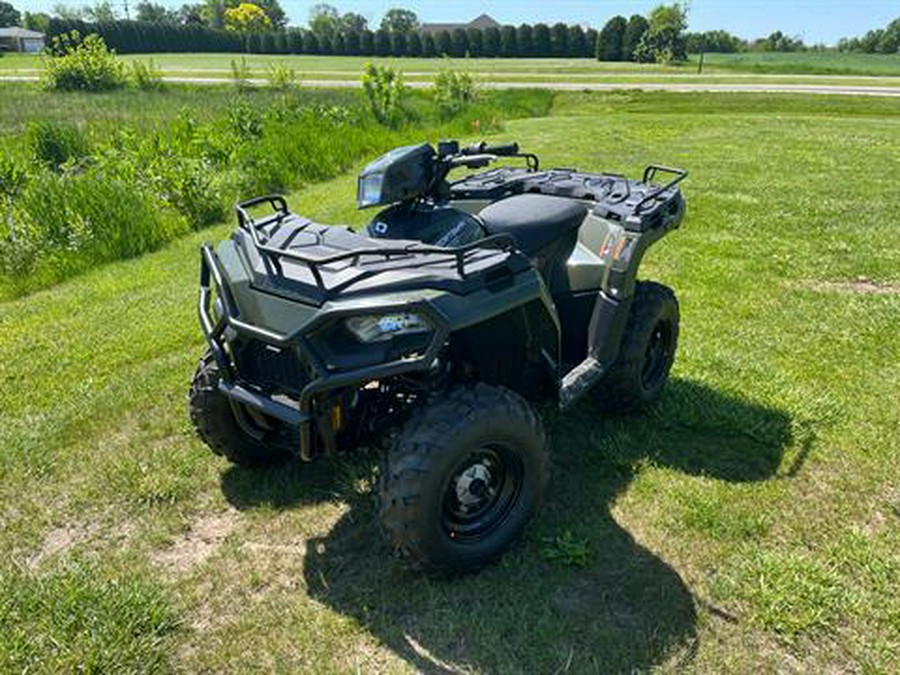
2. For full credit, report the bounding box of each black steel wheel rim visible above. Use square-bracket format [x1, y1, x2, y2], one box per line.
[442, 444, 523, 542]
[641, 319, 673, 391]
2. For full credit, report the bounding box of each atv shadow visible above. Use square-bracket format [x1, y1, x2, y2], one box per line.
[226, 378, 801, 673]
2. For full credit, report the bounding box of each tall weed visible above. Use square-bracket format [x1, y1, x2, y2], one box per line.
[361, 63, 408, 127]
[27, 121, 90, 171]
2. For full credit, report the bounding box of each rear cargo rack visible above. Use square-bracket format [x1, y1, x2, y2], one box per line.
[235, 195, 519, 295]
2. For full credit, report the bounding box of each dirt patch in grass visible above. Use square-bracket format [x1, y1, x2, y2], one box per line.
[27, 523, 95, 569]
[151, 509, 240, 575]
[802, 277, 900, 295]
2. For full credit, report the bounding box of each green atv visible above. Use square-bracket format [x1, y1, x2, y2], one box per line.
[190, 140, 687, 573]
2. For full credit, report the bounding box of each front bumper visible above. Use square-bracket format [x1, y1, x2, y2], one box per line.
[198, 244, 450, 460]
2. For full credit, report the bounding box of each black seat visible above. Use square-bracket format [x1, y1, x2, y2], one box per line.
[478, 194, 587, 256]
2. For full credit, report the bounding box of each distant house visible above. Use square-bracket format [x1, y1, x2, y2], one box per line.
[0, 27, 46, 53]
[420, 14, 501, 34]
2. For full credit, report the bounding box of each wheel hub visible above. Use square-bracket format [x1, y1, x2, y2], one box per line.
[454, 461, 496, 512]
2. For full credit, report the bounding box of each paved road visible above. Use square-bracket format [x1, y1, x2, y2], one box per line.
[3, 74, 899, 96]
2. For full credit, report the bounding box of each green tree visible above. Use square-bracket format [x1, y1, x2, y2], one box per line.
[85, 1, 117, 22]
[380, 8, 418, 32]
[178, 3, 205, 25]
[201, 0, 225, 29]
[23, 11, 51, 32]
[135, 2, 177, 22]
[623, 14, 649, 60]
[633, 3, 688, 63]
[0, 1, 20, 27]
[533, 23, 551, 56]
[517, 24, 533, 56]
[287, 28, 303, 53]
[421, 31, 435, 57]
[340, 11, 367, 32]
[876, 18, 900, 53]
[224, 2, 270, 32]
[568, 24, 587, 57]
[226, 0, 285, 29]
[344, 28, 360, 54]
[406, 31, 422, 56]
[359, 28, 374, 55]
[308, 3, 339, 38]
[51, 3, 85, 20]
[466, 27, 482, 56]
[450, 27, 468, 57]
[483, 26, 500, 57]
[597, 15, 627, 61]
[374, 28, 390, 56]
[304, 30, 319, 53]
[435, 29, 451, 56]
[550, 22, 568, 57]
[390, 30, 406, 57]
[500, 25, 517, 57]
[685, 29, 743, 53]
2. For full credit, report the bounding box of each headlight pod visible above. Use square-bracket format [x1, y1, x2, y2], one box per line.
[357, 172, 385, 208]
[345, 313, 432, 343]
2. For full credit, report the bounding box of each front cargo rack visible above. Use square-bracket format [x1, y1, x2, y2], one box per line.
[234, 195, 523, 300]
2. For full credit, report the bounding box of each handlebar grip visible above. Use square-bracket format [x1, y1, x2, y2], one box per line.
[463, 141, 520, 157]
[482, 142, 520, 157]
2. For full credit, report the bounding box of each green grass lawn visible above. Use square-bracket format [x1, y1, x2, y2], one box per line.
[696, 51, 900, 76]
[2, 51, 898, 81]
[1, 90, 899, 673]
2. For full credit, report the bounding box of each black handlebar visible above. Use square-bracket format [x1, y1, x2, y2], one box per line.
[463, 141, 520, 157]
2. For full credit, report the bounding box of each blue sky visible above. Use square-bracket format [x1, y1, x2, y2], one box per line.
[10, 1, 900, 45]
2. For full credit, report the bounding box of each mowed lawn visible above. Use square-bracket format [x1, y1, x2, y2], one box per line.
[2, 51, 899, 83]
[1, 91, 899, 673]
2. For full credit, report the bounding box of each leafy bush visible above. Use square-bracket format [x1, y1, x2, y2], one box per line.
[433, 66, 478, 116]
[361, 63, 407, 127]
[26, 121, 91, 171]
[266, 62, 296, 90]
[41, 31, 126, 92]
[230, 57, 252, 91]
[130, 58, 164, 91]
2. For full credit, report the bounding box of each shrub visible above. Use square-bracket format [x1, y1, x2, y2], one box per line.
[433, 66, 478, 117]
[27, 121, 91, 171]
[361, 63, 407, 127]
[41, 31, 126, 92]
[266, 62, 296, 90]
[230, 57, 252, 91]
[130, 59, 164, 91]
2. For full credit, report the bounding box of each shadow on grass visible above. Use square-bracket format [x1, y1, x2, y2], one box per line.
[222, 378, 796, 673]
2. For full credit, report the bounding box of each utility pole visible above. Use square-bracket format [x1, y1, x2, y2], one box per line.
[123, 0, 130, 20]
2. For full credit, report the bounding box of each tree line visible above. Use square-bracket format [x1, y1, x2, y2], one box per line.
[43, 18, 602, 58]
[4, 1, 898, 60]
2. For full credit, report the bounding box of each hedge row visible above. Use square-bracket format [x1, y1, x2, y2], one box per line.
[47, 19, 244, 53]
[47, 19, 600, 58]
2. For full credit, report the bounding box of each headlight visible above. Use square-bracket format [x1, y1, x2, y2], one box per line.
[345, 313, 432, 343]
[357, 172, 385, 208]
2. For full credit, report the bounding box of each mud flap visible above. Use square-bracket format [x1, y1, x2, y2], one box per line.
[558, 291, 631, 411]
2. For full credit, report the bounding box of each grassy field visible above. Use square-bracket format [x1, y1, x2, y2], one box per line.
[697, 51, 900, 76]
[1, 89, 899, 673]
[2, 51, 899, 82]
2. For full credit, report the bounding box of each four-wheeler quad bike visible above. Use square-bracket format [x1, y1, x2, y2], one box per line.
[190, 140, 687, 574]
